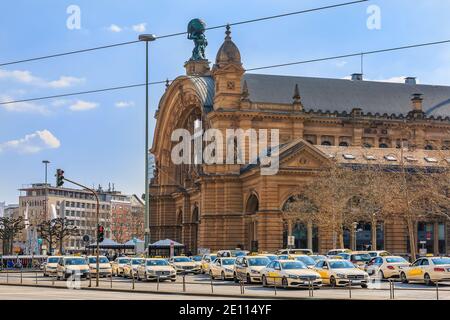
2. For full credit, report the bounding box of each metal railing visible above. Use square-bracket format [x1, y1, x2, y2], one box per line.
[0, 269, 448, 300]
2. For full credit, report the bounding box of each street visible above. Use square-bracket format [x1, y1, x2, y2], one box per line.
[0, 271, 448, 300]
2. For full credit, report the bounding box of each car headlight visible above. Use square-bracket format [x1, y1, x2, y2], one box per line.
[147, 269, 155, 274]
[336, 273, 347, 278]
[288, 274, 299, 279]
[250, 269, 260, 274]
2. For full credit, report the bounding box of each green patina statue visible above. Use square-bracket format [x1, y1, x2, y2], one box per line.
[187, 18, 208, 61]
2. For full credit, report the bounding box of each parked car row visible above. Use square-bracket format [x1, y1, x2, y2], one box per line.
[42, 249, 450, 287]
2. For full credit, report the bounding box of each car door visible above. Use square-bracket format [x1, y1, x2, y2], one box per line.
[272, 261, 283, 286]
[419, 258, 430, 280]
[211, 259, 220, 277]
[366, 258, 377, 275]
[236, 258, 246, 279]
[266, 261, 279, 285]
[408, 259, 423, 280]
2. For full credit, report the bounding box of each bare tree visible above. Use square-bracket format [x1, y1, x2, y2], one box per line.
[0, 217, 25, 254]
[55, 218, 78, 253]
[37, 220, 58, 255]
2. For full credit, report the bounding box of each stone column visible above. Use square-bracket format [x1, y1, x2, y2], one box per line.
[307, 220, 313, 250]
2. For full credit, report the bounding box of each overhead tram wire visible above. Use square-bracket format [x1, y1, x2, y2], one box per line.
[0, 0, 368, 67]
[1, 37, 449, 106]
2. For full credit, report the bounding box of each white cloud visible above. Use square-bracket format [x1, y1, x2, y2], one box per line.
[69, 100, 98, 111]
[0, 130, 60, 154]
[132, 23, 146, 33]
[0, 68, 84, 88]
[108, 24, 122, 32]
[47, 76, 85, 88]
[342, 75, 417, 84]
[335, 61, 348, 68]
[115, 101, 135, 108]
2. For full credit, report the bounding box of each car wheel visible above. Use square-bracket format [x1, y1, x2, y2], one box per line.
[424, 273, 434, 286]
[330, 276, 337, 288]
[282, 277, 289, 289]
[233, 273, 239, 283]
[246, 274, 252, 284]
[378, 270, 385, 280]
[209, 271, 214, 280]
[400, 272, 408, 284]
[221, 271, 226, 281]
[143, 272, 148, 282]
[361, 283, 368, 288]
[262, 275, 268, 287]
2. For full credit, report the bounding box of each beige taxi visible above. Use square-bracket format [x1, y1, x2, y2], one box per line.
[400, 256, 450, 285]
[56, 256, 90, 280]
[123, 257, 145, 278]
[111, 257, 131, 277]
[43, 256, 60, 277]
[314, 259, 369, 288]
[87, 255, 112, 277]
[200, 253, 217, 274]
[209, 257, 236, 280]
[289, 254, 317, 268]
[365, 256, 410, 279]
[234, 255, 271, 283]
[169, 256, 201, 274]
[136, 258, 176, 282]
[261, 260, 322, 288]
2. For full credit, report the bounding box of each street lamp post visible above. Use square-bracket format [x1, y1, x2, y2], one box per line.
[138, 33, 157, 255]
[42, 160, 50, 255]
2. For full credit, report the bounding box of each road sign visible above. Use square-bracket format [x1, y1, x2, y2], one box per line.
[288, 236, 295, 247]
[82, 235, 90, 242]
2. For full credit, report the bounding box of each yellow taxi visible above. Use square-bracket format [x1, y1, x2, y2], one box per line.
[314, 259, 369, 288]
[337, 252, 372, 270]
[169, 256, 201, 274]
[327, 249, 352, 257]
[261, 260, 322, 288]
[200, 253, 217, 274]
[400, 256, 450, 285]
[365, 256, 410, 279]
[367, 250, 391, 258]
[43, 256, 60, 277]
[191, 255, 203, 270]
[209, 257, 236, 280]
[234, 255, 271, 283]
[123, 257, 145, 278]
[276, 248, 313, 255]
[111, 257, 131, 277]
[136, 258, 176, 282]
[56, 256, 90, 280]
[87, 255, 112, 277]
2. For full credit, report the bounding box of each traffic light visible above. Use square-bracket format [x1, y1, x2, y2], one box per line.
[97, 225, 104, 243]
[56, 169, 64, 187]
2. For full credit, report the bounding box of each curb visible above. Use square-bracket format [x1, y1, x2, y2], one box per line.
[0, 283, 333, 300]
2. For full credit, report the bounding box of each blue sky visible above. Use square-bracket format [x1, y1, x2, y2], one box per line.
[1, 0, 450, 204]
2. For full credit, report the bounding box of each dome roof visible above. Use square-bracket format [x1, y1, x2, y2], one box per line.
[215, 25, 241, 66]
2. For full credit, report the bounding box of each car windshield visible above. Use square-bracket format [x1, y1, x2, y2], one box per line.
[352, 254, 371, 262]
[329, 261, 355, 269]
[88, 257, 109, 264]
[278, 255, 289, 260]
[222, 259, 236, 266]
[368, 252, 377, 257]
[295, 256, 316, 266]
[282, 261, 307, 270]
[234, 251, 247, 257]
[386, 257, 408, 263]
[263, 255, 277, 261]
[65, 258, 86, 266]
[208, 255, 217, 261]
[147, 260, 169, 266]
[118, 259, 130, 264]
[432, 258, 450, 265]
[311, 255, 326, 261]
[48, 258, 59, 263]
[174, 257, 191, 262]
[248, 257, 270, 266]
[338, 253, 350, 259]
[191, 256, 202, 261]
[132, 259, 144, 265]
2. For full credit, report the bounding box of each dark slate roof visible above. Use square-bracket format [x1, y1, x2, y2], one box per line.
[242, 73, 450, 117]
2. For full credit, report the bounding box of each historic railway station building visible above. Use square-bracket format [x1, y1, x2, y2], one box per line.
[149, 26, 450, 255]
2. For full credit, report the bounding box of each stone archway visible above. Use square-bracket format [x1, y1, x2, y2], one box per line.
[282, 195, 319, 252]
[244, 193, 259, 251]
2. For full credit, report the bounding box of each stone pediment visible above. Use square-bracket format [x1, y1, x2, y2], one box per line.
[278, 139, 331, 170]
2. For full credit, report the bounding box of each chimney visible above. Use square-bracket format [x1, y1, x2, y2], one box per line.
[351, 73, 363, 81]
[411, 93, 423, 112]
[405, 77, 416, 85]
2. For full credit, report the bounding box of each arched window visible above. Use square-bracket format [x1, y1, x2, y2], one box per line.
[339, 142, 349, 147]
[321, 141, 332, 146]
[379, 143, 388, 148]
[363, 143, 372, 148]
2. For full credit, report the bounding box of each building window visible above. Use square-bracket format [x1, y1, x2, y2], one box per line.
[321, 141, 332, 146]
[379, 143, 388, 148]
[339, 142, 349, 147]
[425, 145, 434, 150]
